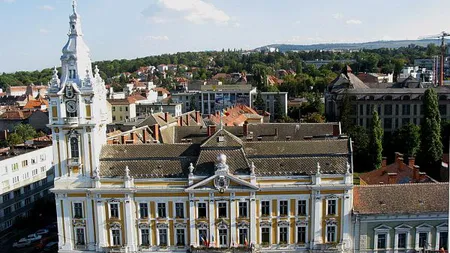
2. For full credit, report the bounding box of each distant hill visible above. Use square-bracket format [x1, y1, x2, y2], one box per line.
[255, 39, 441, 52]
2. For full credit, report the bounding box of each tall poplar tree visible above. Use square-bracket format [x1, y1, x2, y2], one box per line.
[369, 109, 383, 170]
[420, 88, 442, 173]
[340, 89, 352, 133]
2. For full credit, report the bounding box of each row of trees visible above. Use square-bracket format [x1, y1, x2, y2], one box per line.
[347, 89, 443, 179]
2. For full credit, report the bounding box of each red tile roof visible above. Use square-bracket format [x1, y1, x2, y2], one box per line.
[154, 87, 170, 95]
[23, 97, 49, 109]
[0, 110, 33, 120]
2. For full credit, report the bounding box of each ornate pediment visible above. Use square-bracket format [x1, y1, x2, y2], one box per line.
[325, 218, 337, 226]
[107, 198, 120, 203]
[138, 223, 150, 229]
[296, 219, 308, 226]
[72, 219, 86, 227]
[237, 220, 249, 228]
[109, 222, 121, 229]
[186, 173, 258, 193]
[278, 220, 290, 227]
[325, 194, 339, 199]
[174, 223, 187, 229]
[156, 223, 169, 229]
[260, 221, 272, 227]
[214, 176, 230, 193]
[196, 222, 208, 229]
[217, 219, 229, 229]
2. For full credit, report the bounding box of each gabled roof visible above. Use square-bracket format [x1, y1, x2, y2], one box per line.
[185, 172, 258, 192]
[353, 183, 449, 215]
[0, 110, 33, 120]
[201, 129, 243, 148]
[328, 66, 369, 92]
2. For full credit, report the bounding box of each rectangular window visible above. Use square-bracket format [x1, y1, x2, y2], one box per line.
[218, 202, 227, 218]
[176, 229, 185, 246]
[12, 176, 19, 184]
[12, 163, 18, 172]
[219, 229, 228, 246]
[40, 154, 46, 162]
[366, 104, 371, 115]
[24, 197, 31, 205]
[359, 104, 364, 115]
[414, 104, 417, 115]
[377, 233, 387, 249]
[14, 189, 21, 198]
[76, 228, 85, 245]
[238, 202, 248, 218]
[41, 178, 48, 184]
[384, 104, 392, 115]
[159, 229, 168, 246]
[199, 229, 208, 246]
[384, 118, 392, 129]
[326, 226, 336, 242]
[197, 202, 207, 219]
[327, 199, 337, 215]
[73, 203, 83, 218]
[139, 203, 148, 218]
[119, 107, 122, 112]
[279, 227, 288, 244]
[110, 203, 119, 218]
[2, 193, 10, 202]
[4, 206, 11, 215]
[402, 118, 410, 126]
[420, 105, 424, 115]
[31, 157, 37, 164]
[239, 228, 248, 245]
[112, 229, 121, 246]
[24, 185, 31, 192]
[398, 233, 407, 248]
[439, 232, 448, 249]
[32, 169, 38, 176]
[402, 104, 411, 115]
[297, 227, 306, 244]
[141, 229, 150, 245]
[279, 200, 288, 216]
[14, 202, 22, 210]
[440, 104, 447, 115]
[261, 228, 270, 244]
[419, 232, 428, 248]
[157, 203, 166, 218]
[22, 160, 28, 167]
[41, 166, 45, 173]
[297, 200, 307, 216]
[261, 201, 270, 216]
[395, 104, 399, 115]
[175, 203, 184, 218]
[33, 182, 40, 189]
[112, 106, 116, 112]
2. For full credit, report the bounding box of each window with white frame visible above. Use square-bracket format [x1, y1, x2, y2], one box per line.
[139, 203, 148, 218]
[11, 163, 18, 172]
[437, 224, 448, 250]
[218, 202, 227, 218]
[140, 228, 150, 245]
[261, 227, 270, 244]
[239, 228, 248, 245]
[394, 224, 411, 249]
[176, 229, 185, 246]
[110, 203, 119, 218]
[297, 226, 306, 244]
[261, 200, 270, 216]
[73, 202, 83, 218]
[31, 157, 37, 164]
[112, 229, 121, 246]
[197, 202, 207, 219]
[75, 228, 85, 245]
[157, 203, 166, 218]
[198, 229, 208, 246]
[279, 227, 288, 244]
[374, 225, 391, 250]
[279, 200, 288, 216]
[159, 228, 168, 246]
[327, 199, 337, 215]
[297, 200, 307, 216]
[238, 202, 248, 218]
[40, 154, 46, 162]
[175, 203, 184, 218]
[326, 225, 337, 243]
[415, 224, 432, 250]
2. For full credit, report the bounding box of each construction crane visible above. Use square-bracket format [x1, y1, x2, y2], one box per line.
[419, 31, 450, 86]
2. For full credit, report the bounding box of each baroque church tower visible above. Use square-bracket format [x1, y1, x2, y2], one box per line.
[48, 0, 107, 180]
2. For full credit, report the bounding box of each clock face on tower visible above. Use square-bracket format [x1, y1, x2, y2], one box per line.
[66, 100, 77, 113]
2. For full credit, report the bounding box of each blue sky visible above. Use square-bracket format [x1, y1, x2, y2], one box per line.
[0, 0, 449, 73]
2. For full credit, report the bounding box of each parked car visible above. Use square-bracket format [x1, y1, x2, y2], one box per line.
[43, 241, 58, 252]
[26, 233, 42, 242]
[13, 238, 31, 248]
[35, 235, 58, 250]
[36, 229, 49, 235]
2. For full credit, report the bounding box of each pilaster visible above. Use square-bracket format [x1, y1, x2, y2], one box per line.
[86, 194, 96, 251]
[95, 196, 107, 250]
[311, 190, 322, 247]
[55, 195, 65, 249]
[250, 192, 256, 245]
[208, 192, 215, 247]
[189, 194, 196, 247]
[341, 190, 352, 250]
[230, 193, 236, 246]
[124, 194, 136, 252]
[62, 197, 73, 250]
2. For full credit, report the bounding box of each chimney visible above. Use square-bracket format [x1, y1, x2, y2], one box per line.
[408, 157, 415, 168]
[132, 132, 138, 144]
[178, 117, 182, 126]
[332, 123, 341, 136]
[413, 165, 420, 182]
[397, 157, 404, 169]
[195, 111, 201, 124]
[381, 157, 387, 168]
[121, 134, 128, 144]
[419, 172, 427, 182]
[207, 125, 216, 136]
[387, 173, 397, 184]
[164, 112, 169, 122]
[395, 152, 404, 168]
[152, 124, 159, 142]
[186, 114, 190, 126]
[143, 128, 150, 143]
[243, 121, 249, 136]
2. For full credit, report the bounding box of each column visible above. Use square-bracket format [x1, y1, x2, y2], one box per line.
[55, 195, 65, 249]
[189, 194, 196, 246]
[201, 94, 204, 114]
[208, 193, 215, 247]
[86, 195, 96, 251]
[59, 131, 67, 177]
[82, 129, 90, 177]
[95, 197, 107, 251]
[207, 93, 211, 114]
[124, 194, 136, 252]
[250, 192, 257, 245]
[311, 190, 322, 248]
[230, 193, 236, 246]
[341, 191, 352, 250]
[62, 197, 73, 250]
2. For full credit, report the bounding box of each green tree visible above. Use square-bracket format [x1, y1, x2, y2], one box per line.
[254, 90, 265, 111]
[14, 124, 36, 143]
[339, 90, 352, 133]
[7, 133, 22, 147]
[348, 126, 370, 172]
[189, 96, 197, 111]
[369, 109, 383, 170]
[274, 92, 284, 121]
[392, 123, 420, 157]
[420, 88, 442, 175]
[303, 112, 325, 123]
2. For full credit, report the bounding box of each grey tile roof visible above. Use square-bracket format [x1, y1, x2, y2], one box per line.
[353, 183, 449, 215]
[100, 159, 193, 178]
[100, 144, 199, 159]
[201, 129, 243, 148]
[195, 149, 250, 176]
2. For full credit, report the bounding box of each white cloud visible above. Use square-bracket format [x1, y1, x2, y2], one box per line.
[145, 0, 230, 25]
[39, 5, 55, 11]
[39, 28, 50, 34]
[332, 13, 343, 20]
[144, 35, 169, 41]
[233, 22, 241, 28]
[346, 19, 362, 25]
[3, 0, 16, 3]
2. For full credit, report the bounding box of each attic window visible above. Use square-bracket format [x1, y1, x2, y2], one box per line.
[257, 137, 262, 141]
[218, 136, 225, 142]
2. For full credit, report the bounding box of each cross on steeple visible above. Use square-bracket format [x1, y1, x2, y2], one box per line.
[72, 0, 77, 14]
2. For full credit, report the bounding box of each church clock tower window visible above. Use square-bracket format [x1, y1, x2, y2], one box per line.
[70, 137, 79, 159]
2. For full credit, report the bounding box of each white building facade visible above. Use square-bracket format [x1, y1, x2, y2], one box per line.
[0, 146, 54, 231]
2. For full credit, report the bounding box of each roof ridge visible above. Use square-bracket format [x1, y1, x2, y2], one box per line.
[355, 182, 448, 188]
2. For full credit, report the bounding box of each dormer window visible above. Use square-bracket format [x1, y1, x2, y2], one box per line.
[69, 69, 76, 79]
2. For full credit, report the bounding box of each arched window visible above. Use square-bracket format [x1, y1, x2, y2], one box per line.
[70, 137, 79, 158]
